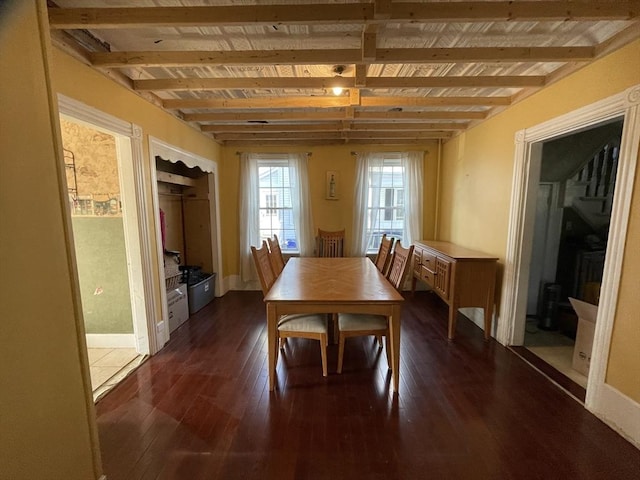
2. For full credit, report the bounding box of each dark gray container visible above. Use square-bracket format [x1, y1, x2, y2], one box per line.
[188, 273, 216, 314]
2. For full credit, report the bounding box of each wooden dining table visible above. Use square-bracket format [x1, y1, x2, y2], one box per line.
[263, 257, 405, 392]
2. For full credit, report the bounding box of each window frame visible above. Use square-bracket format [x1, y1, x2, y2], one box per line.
[257, 159, 299, 253]
[364, 157, 406, 254]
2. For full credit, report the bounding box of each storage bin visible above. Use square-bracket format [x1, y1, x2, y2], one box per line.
[188, 272, 215, 314]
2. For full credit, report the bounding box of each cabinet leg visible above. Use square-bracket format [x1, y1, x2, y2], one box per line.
[447, 306, 457, 340]
[483, 305, 493, 341]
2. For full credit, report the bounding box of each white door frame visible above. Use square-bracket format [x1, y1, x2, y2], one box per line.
[58, 94, 159, 355]
[148, 137, 223, 347]
[498, 84, 640, 444]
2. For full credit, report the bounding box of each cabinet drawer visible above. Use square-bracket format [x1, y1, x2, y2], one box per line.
[420, 265, 435, 286]
[422, 252, 437, 270]
[413, 251, 422, 274]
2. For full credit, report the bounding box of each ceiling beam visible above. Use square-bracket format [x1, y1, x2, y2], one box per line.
[90, 46, 593, 68]
[163, 95, 509, 110]
[200, 121, 466, 132]
[213, 131, 452, 141]
[49, 2, 640, 29]
[224, 138, 443, 146]
[133, 75, 545, 91]
[183, 110, 487, 122]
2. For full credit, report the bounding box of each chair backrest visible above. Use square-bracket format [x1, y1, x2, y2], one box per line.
[386, 241, 415, 292]
[317, 228, 345, 257]
[374, 234, 395, 275]
[251, 241, 276, 295]
[267, 234, 285, 276]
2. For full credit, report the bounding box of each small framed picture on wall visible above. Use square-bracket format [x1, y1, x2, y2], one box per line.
[326, 171, 338, 200]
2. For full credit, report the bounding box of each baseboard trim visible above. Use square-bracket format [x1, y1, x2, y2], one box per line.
[85, 333, 135, 348]
[223, 274, 260, 293]
[591, 383, 640, 449]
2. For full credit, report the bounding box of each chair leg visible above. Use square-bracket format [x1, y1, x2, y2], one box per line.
[375, 334, 383, 349]
[279, 337, 286, 350]
[320, 334, 328, 377]
[337, 333, 345, 374]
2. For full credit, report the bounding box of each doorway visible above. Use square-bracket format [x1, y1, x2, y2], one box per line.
[58, 95, 156, 400]
[498, 84, 640, 420]
[522, 120, 623, 395]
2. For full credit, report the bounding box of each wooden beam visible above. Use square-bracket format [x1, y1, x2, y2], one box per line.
[133, 75, 545, 91]
[362, 25, 377, 62]
[355, 111, 487, 120]
[48, 4, 375, 29]
[133, 77, 356, 91]
[375, 46, 595, 63]
[200, 121, 466, 132]
[354, 65, 367, 88]
[184, 111, 349, 122]
[182, 109, 487, 122]
[165, 95, 507, 110]
[360, 96, 511, 107]
[223, 138, 444, 146]
[49, 2, 639, 29]
[214, 131, 452, 141]
[90, 46, 593, 68]
[163, 96, 352, 110]
[156, 171, 196, 187]
[90, 50, 362, 68]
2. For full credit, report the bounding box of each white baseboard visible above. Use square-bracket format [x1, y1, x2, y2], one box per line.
[590, 383, 640, 448]
[85, 333, 136, 348]
[223, 274, 260, 293]
[459, 307, 484, 329]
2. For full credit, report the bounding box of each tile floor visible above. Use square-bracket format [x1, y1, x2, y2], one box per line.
[524, 318, 587, 389]
[87, 347, 146, 401]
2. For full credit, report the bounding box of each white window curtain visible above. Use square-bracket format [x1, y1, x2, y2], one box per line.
[239, 153, 260, 282]
[239, 152, 314, 283]
[351, 152, 386, 256]
[288, 153, 316, 257]
[350, 151, 424, 257]
[402, 151, 424, 247]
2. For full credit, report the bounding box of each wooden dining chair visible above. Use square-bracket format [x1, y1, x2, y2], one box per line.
[336, 240, 414, 374]
[316, 228, 345, 257]
[374, 234, 395, 276]
[251, 242, 329, 377]
[267, 234, 286, 276]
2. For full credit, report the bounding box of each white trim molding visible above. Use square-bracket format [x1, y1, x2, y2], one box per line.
[148, 136, 224, 346]
[500, 84, 640, 445]
[57, 94, 157, 357]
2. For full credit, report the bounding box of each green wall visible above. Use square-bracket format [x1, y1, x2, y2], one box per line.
[72, 217, 133, 334]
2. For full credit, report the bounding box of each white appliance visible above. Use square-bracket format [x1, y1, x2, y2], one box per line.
[167, 283, 189, 334]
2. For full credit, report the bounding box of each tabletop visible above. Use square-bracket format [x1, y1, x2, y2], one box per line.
[264, 257, 405, 304]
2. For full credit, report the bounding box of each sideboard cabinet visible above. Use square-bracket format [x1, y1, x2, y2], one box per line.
[411, 241, 498, 340]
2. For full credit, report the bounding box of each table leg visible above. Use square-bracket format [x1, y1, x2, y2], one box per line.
[267, 303, 277, 391]
[389, 304, 402, 393]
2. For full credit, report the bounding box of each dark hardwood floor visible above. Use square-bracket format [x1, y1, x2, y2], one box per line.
[96, 291, 640, 480]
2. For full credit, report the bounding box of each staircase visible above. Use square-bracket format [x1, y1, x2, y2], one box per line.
[564, 141, 619, 230]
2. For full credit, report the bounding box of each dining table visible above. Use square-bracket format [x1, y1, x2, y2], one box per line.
[263, 256, 405, 392]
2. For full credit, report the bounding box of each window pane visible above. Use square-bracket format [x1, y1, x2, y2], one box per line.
[258, 162, 298, 251]
[366, 158, 405, 251]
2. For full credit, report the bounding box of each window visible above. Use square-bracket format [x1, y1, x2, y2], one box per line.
[366, 158, 405, 252]
[258, 161, 297, 251]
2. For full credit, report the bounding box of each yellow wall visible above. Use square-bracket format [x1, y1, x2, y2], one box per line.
[219, 144, 439, 277]
[0, 2, 100, 478]
[607, 150, 640, 400]
[438, 40, 640, 401]
[50, 39, 222, 324]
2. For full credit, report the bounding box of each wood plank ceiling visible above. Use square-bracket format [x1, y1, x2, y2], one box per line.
[48, 1, 640, 146]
